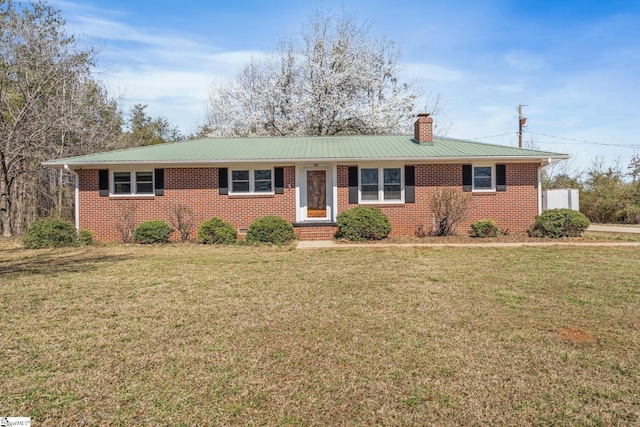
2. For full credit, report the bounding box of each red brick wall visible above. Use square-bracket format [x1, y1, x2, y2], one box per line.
[337, 163, 539, 237]
[79, 162, 540, 241]
[78, 167, 296, 241]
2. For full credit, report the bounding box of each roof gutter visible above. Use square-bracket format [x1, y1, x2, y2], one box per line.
[43, 154, 571, 169]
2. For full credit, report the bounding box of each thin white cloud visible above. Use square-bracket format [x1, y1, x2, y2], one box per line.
[70, 15, 209, 52]
[403, 63, 465, 83]
[494, 84, 525, 94]
[55, 1, 267, 131]
[504, 51, 547, 72]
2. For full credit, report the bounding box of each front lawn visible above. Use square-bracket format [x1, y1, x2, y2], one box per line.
[1, 241, 638, 425]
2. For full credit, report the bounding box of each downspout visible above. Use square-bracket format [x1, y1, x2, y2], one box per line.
[64, 164, 80, 231]
[537, 162, 545, 215]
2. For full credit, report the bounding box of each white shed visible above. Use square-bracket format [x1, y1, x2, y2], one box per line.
[542, 188, 580, 211]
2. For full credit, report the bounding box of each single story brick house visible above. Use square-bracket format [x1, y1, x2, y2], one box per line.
[44, 114, 568, 241]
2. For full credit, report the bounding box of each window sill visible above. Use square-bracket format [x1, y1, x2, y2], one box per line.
[109, 194, 155, 199]
[228, 193, 275, 199]
[472, 189, 497, 194]
[358, 201, 405, 206]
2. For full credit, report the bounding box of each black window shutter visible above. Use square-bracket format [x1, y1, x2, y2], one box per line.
[98, 169, 109, 197]
[154, 169, 164, 196]
[462, 164, 472, 192]
[348, 166, 358, 204]
[496, 164, 506, 191]
[405, 165, 415, 203]
[274, 167, 284, 194]
[218, 167, 228, 195]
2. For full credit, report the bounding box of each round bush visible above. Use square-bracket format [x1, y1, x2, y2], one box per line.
[197, 217, 237, 244]
[133, 220, 173, 244]
[469, 219, 500, 238]
[24, 218, 78, 249]
[246, 215, 295, 244]
[528, 209, 590, 238]
[78, 229, 95, 245]
[336, 206, 391, 241]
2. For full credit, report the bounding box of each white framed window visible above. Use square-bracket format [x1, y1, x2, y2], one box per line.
[112, 171, 154, 195]
[230, 168, 273, 193]
[473, 165, 494, 191]
[359, 166, 403, 203]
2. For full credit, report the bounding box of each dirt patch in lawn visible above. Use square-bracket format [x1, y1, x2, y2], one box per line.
[558, 327, 597, 345]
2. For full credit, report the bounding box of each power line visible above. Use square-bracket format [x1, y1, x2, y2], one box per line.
[526, 131, 640, 149]
[473, 132, 518, 140]
[533, 140, 636, 148]
[472, 130, 639, 149]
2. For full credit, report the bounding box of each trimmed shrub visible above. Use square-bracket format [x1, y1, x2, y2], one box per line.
[528, 209, 590, 238]
[336, 206, 391, 241]
[133, 220, 173, 244]
[246, 215, 296, 244]
[197, 217, 237, 244]
[78, 229, 95, 245]
[24, 218, 78, 249]
[470, 219, 500, 238]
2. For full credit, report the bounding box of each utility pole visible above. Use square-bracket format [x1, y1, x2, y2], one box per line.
[518, 104, 527, 148]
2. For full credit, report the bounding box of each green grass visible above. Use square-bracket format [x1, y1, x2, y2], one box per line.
[1, 240, 638, 425]
[583, 231, 640, 242]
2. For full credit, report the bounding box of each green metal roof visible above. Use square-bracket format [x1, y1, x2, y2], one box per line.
[43, 135, 568, 168]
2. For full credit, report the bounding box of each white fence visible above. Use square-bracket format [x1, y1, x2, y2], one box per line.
[542, 189, 580, 211]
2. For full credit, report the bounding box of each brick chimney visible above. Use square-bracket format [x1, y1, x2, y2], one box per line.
[414, 113, 433, 143]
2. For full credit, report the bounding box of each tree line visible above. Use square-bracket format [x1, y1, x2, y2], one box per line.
[544, 155, 640, 224]
[0, 1, 182, 237]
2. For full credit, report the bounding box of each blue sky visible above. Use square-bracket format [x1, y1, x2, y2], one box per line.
[53, 0, 640, 172]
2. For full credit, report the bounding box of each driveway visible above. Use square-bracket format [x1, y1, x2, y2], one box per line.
[588, 224, 640, 234]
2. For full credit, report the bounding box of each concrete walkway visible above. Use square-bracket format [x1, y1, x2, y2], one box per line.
[296, 224, 640, 249]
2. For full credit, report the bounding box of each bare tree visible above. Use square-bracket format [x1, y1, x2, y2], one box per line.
[628, 154, 640, 182]
[203, 9, 442, 137]
[541, 159, 582, 190]
[114, 201, 137, 243]
[429, 188, 472, 236]
[166, 202, 195, 242]
[0, 1, 123, 236]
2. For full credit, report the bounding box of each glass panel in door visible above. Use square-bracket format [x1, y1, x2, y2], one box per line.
[306, 170, 327, 218]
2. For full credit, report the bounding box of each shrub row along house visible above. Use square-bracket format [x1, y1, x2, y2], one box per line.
[43, 114, 568, 241]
